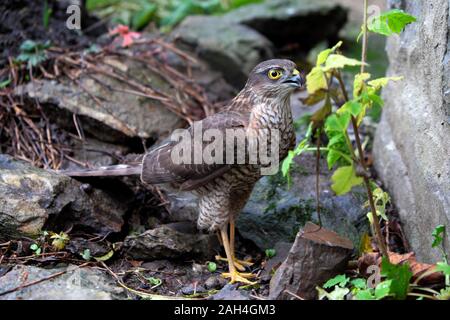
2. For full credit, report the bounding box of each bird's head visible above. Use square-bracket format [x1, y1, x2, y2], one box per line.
[244, 59, 305, 98]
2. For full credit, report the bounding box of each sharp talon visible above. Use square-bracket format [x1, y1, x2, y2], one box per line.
[222, 271, 258, 285]
[215, 255, 254, 271]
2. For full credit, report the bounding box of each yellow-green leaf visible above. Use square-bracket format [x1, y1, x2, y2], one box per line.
[323, 54, 365, 71]
[306, 66, 327, 94]
[368, 76, 403, 90]
[353, 73, 371, 98]
[331, 166, 363, 195]
[316, 41, 343, 66]
[94, 250, 114, 262]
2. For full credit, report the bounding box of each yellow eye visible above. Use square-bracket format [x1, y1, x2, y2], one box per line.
[268, 69, 283, 80]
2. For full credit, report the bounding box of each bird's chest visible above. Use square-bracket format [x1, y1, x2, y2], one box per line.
[249, 101, 296, 159]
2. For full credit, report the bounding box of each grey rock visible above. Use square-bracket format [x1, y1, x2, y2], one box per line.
[122, 224, 219, 260]
[0, 155, 127, 239]
[0, 265, 126, 300]
[238, 153, 369, 251]
[204, 276, 226, 290]
[222, 0, 348, 50]
[180, 284, 206, 295]
[373, 0, 450, 262]
[209, 284, 250, 300]
[269, 222, 353, 300]
[172, 16, 273, 88]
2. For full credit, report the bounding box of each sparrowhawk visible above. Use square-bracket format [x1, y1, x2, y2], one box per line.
[62, 59, 304, 283]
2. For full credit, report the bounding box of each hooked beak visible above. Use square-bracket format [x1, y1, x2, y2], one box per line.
[282, 69, 305, 88]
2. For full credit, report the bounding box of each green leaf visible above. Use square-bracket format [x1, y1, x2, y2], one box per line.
[81, 249, 91, 261]
[368, 9, 416, 36]
[281, 150, 295, 177]
[368, 76, 403, 90]
[355, 289, 376, 300]
[306, 66, 327, 94]
[375, 280, 392, 299]
[337, 100, 363, 117]
[431, 224, 445, 248]
[146, 276, 162, 287]
[0, 79, 11, 89]
[323, 274, 349, 288]
[436, 287, 450, 300]
[351, 278, 367, 290]
[317, 286, 349, 300]
[381, 257, 412, 300]
[265, 248, 276, 259]
[30, 243, 39, 251]
[94, 250, 114, 262]
[325, 113, 351, 133]
[131, 3, 157, 30]
[207, 261, 217, 272]
[323, 54, 365, 71]
[20, 40, 38, 52]
[436, 262, 450, 276]
[316, 41, 342, 66]
[331, 166, 363, 196]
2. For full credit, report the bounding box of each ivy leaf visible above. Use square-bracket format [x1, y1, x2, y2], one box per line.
[431, 224, 445, 248]
[380, 257, 412, 300]
[337, 100, 363, 117]
[368, 76, 403, 90]
[368, 9, 416, 36]
[323, 274, 349, 288]
[323, 54, 365, 71]
[306, 66, 328, 94]
[331, 166, 363, 196]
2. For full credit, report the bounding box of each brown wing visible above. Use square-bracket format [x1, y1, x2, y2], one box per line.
[141, 111, 249, 190]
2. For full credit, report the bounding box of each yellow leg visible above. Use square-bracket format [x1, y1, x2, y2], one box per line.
[219, 226, 257, 285]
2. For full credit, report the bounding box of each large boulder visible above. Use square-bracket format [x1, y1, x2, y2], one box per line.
[0, 155, 127, 239]
[373, 0, 450, 262]
[237, 153, 369, 251]
[172, 16, 274, 88]
[0, 265, 126, 300]
[222, 0, 348, 49]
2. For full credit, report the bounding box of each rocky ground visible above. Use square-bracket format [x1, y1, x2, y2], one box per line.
[0, 0, 399, 300]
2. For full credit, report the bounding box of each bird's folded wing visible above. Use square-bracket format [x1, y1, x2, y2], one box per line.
[141, 111, 249, 190]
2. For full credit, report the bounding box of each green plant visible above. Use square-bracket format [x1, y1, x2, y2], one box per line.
[43, 0, 53, 29]
[30, 243, 42, 255]
[282, 2, 416, 260]
[265, 248, 276, 259]
[86, 0, 262, 31]
[50, 231, 70, 250]
[16, 40, 51, 69]
[146, 276, 163, 288]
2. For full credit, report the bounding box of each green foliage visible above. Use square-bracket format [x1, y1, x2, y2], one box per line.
[81, 249, 92, 261]
[50, 231, 70, 250]
[30, 243, 42, 255]
[323, 274, 349, 288]
[365, 187, 390, 224]
[368, 9, 416, 36]
[432, 224, 445, 248]
[0, 79, 11, 89]
[43, 0, 53, 29]
[331, 165, 363, 196]
[94, 250, 114, 262]
[146, 276, 163, 287]
[380, 257, 412, 300]
[265, 248, 276, 259]
[86, 0, 262, 31]
[17, 40, 51, 69]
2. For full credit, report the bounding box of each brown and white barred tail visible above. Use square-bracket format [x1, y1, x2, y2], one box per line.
[58, 164, 142, 177]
